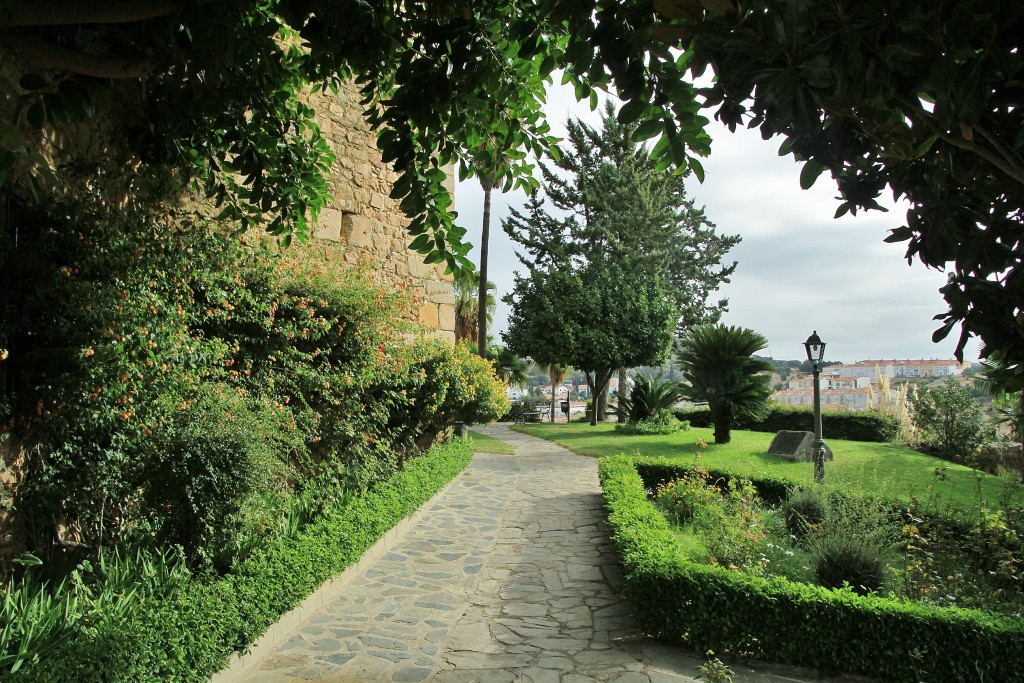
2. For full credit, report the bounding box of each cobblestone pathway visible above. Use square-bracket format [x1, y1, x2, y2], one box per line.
[227, 424, 835, 683]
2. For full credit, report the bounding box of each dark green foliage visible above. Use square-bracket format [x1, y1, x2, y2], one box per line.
[1, 206, 506, 566]
[782, 488, 826, 542]
[619, 373, 684, 423]
[599, 455, 1024, 682]
[614, 410, 688, 436]
[910, 378, 990, 459]
[814, 540, 885, 597]
[28, 439, 472, 682]
[675, 405, 901, 443]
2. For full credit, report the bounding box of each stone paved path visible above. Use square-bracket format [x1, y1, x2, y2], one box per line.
[228, 425, 839, 683]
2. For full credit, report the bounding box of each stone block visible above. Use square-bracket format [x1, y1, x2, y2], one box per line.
[408, 254, 439, 279]
[314, 207, 342, 242]
[417, 304, 440, 328]
[767, 430, 834, 462]
[341, 214, 375, 248]
[437, 303, 455, 332]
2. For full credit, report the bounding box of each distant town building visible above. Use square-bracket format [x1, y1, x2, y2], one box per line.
[773, 387, 876, 411]
[829, 359, 968, 381]
[772, 357, 962, 412]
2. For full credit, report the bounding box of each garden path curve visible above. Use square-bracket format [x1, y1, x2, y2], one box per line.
[224, 424, 844, 683]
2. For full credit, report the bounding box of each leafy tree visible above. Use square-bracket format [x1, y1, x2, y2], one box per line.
[910, 378, 990, 459]
[676, 324, 773, 444]
[503, 259, 676, 425]
[669, 0, 1024, 387]
[504, 102, 739, 334]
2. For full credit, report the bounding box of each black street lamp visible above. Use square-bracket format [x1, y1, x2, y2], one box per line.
[804, 331, 827, 483]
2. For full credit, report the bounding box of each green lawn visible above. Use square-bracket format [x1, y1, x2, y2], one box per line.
[468, 429, 515, 455]
[514, 422, 1016, 511]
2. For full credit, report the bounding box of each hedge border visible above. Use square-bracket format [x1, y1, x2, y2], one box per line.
[41, 439, 474, 683]
[598, 455, 1024, 683]
[674, 405, 901, 443]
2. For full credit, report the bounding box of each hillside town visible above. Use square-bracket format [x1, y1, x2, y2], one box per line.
[771, 358, 970, 412]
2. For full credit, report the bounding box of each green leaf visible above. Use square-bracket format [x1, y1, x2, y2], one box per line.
[883, 226, 913, 243]
[798, 160, 825, 190]
[633, 119, 663, 142]
[12, 552, 42, 567]
[687, 156, 705, 183]
[618, 99, 648, 125]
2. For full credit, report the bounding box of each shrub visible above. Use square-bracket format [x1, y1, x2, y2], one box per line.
[615, 408, 688, 435]
[782, 487, 827, 542]
[26, 438, 473, 682]
[619, 373, 683, 423]
[813, 537, 886, 596]
[599, 455, 1024, 682]
[655, 468, 721, 525]
[911, 378, 991, 459]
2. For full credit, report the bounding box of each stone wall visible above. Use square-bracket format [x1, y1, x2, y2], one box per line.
[308, 85, 456, 343]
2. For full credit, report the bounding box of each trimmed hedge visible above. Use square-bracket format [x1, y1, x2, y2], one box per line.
[675, 404, 900, 442]
[599, 455, 1024, 682]
[35, 438, 473, 683]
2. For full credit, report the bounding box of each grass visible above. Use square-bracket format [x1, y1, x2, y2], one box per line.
[467, 429, 515, 455]
[514, 422, 1013, 511]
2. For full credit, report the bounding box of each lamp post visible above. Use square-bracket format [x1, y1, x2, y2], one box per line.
[804, 331, 827, 483]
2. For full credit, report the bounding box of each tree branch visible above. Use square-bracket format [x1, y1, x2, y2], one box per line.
[0, 31, 155, 78]
[0, 0, 176, 29]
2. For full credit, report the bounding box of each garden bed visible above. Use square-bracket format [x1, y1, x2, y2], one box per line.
[598, 454, 1024, 682]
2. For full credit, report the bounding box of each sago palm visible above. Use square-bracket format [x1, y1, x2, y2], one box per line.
[677, 324, 773, 444]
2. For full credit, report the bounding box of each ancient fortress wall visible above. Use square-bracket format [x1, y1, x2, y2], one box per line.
[308, 84, 456, 343]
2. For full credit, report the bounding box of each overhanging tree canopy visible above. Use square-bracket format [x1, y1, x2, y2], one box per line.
[3, 0, 1022, 387]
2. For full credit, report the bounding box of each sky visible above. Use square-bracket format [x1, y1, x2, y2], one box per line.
[453, 83, 981, 366]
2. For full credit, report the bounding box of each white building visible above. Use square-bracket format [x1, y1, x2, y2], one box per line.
[829, 359, 967, 381]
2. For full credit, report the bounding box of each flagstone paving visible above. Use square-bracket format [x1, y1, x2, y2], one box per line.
[227, 424, 854, 683]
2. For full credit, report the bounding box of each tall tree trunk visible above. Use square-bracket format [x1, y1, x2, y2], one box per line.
[477, 179, 493, 359]
[616, 367, 628, 421]
[589, 369, 613, 425]
[549, 365, 565, 423]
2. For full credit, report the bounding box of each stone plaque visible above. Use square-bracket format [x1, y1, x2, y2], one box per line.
[768, 430, 834, 462]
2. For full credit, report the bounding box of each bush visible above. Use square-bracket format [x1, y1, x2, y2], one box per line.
[615, 408, 688, 435]
[24, 438, 473, 682]
[618, 373, 683, 423]
[813, 538, 886, 596]
[2, 206, 499, 565]
[910, 378, 991, 459]
[675, 404, 901, 442]
[782, 487, 827, 542]
[599, 455, 1024, 682]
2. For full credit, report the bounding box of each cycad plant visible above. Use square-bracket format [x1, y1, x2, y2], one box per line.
[676, 324, 773, 444]
[619, 372, 683, 423]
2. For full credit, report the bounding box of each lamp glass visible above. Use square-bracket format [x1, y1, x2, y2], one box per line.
[804, 331, 825, 364]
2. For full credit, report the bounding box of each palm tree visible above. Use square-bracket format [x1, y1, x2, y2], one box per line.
[676, 324, 773, 444]
[488, 342, 529, 387]
[453, 271, 495, 346]
[538, 362, 573, 423]
[972, 352, 1024, 442]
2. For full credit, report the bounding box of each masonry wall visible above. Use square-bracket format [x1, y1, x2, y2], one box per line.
[308, 85, 456, 343]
